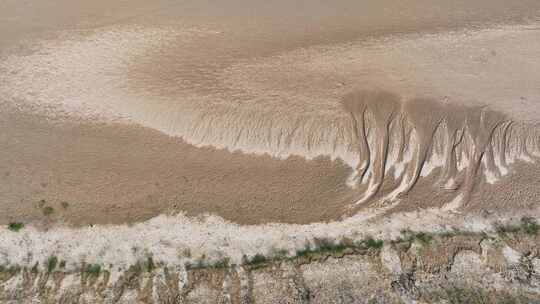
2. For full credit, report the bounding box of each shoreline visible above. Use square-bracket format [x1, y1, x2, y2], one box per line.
[1, 218, 539, 302]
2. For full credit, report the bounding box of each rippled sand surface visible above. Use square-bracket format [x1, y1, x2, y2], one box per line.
[1, 0, 540, 226]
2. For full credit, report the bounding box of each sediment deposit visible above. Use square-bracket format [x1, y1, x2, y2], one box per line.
[1, 0, 540, 302]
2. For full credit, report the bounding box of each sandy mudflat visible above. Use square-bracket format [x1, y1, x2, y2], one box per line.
[1, 0, 540, 227]
[0, 105, 355, 226]
[3, 102, 539, 227]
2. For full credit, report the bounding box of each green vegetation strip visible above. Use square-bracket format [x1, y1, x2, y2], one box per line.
[46, 256, 58, 273]
[0, 217, 537, 273]
[496, 217, 539, 236]
[7, 222, 24, 232]
[85, 264, 102, 277]
[188, 236, 385, 270]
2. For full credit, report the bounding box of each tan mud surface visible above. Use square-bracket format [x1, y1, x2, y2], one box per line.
[0, 106, 354, 226]
[377, 162, 540, 216]
[1, 0, 540, 227]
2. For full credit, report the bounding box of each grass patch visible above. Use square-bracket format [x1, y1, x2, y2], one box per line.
[0, 265, 21, 275]
[293, 237, 383, 260]
[314, 237, 348, 253]
[185, 255, 208, 270]
[7, 222, 24, 232]
[125, 257, 157, 273]
[398, 229, 416, 242]
[196, 255, 206, 269]
[397, 229, 433, 245]
[143, 256, 155, 272]
[242, 249, 289, 267]
[496, 217, 539, 236]
[31, 262, 39, 274]
[185, 255, 231, 270]
[437, 230, 465, 238]
[270, 248, 289, 260]
[495, 224, 521, 236]
[360, 237, 384, 249]
[85, 264, 101, 277]
[46, 256, 58, 273]
[394, 219, 538, 246]
[520, 217, 539, 235]
[185, 256, 231, 270]
[415, 232, 433, 244]
[210, 257, 230, 269]
[247, 254, 267, 265]
[128, 262, 143, 274]
[295, 243, 313, 258]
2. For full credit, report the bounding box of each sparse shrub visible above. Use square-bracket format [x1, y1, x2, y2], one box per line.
[0, 265, 21, 275]
[31, 262, 39, 274]
[182, 248, 192, 258]
[397, 230, 433, 245]
[313, 237, 348, 253]
[249, 254, 267, 265]
[313, 238, 334, 251]
[362, 238, 384, 249]
[46, 256, 58, 273]
[61, 201, 69, 209]
[296, 243, 313, 257]
[43, 206, 54, 216]
[398, 229, 415, 242]
[196, 260, 205, 268]
[8, 222, 24, 232]
[128, 262, 143, 274]
[495, 218, 539, 236]
[415, 232, 433, 244]
[86, 264, 101, 276]
[211, 257, 230, 268]
[270, 248, 289, 260]
[437, 230, 462, 238]
[59, 260, 66, 268]
[495, 223, 520, 236]
[195, 255, 207, 269]
[520, 217, 539, 235]
[143, 256, 155, 272]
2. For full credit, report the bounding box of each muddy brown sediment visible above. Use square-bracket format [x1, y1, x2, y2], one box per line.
[0, 106, 355, 226]
[2, 89, 539, 226]
[342, 90, 539, 211]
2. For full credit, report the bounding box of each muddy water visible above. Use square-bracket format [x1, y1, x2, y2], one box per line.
[1, 0, 540, 226]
